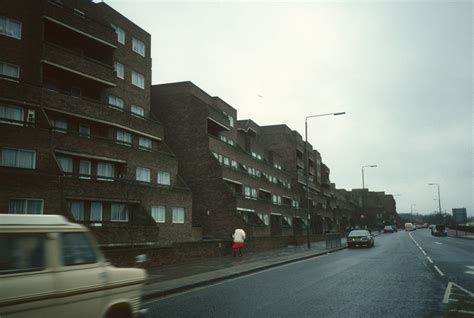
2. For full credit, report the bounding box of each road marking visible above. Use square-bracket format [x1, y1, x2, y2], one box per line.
[465, 271, 474, 275]
[421, 250, 427, 256]
[427, 256, 434, 264]
[443, 282, 453, 303]
[434, 242, 443, 245]
[434, 265, 445, 276]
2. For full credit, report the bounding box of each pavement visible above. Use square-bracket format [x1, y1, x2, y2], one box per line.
[142, 234, 362, 300]
[447, 228, 474, 240]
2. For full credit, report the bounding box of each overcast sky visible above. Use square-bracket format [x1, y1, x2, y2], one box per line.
[104, 0, 473, 216]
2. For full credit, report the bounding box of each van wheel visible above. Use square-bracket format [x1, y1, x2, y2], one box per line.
[106, 304, 132, 318]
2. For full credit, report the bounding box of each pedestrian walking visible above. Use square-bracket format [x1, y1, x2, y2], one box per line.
[232, 228, 246, 257]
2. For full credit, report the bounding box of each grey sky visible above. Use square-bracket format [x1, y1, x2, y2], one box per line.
[104, 0, 473, 216]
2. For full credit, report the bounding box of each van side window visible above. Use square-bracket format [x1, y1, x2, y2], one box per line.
[61, 232, 97, 266]
[0, 234, 45, 274]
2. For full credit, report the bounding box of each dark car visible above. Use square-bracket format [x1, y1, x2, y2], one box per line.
[347, 230, 374, 248]
[383, 225, 394, 233]
[431, 224, 447, 236]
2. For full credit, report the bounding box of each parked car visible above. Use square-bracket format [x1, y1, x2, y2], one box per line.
[431, 224, 447, 237]
[0, 214, 147, 318]
[383, 225, 394, 233]
[347, 230, 374, 248]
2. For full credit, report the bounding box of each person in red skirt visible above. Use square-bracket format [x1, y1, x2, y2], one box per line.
[232, 228, 246, 257]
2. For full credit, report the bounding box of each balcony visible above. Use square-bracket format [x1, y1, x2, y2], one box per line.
[44, 4, 116, 49]
[42, 42, 115, 87]
[42, 89, 163, 139]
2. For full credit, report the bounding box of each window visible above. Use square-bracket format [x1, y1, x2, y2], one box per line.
[132, 38, 145, 57]
[258, 213, 270, 226]
[51, 119, 67, 133]
[57, 156, 73, 174]
[108, 95, 124, 110]
[139, 136, 152, 150]
[79, 124, 90, 138]
[111, 203, 128, 222]
[116, 130, 132, 146]
[231, 160, 238, 169]
[0, 62, 19, 79]
[111, 24, 125, 44]
[172, 207, 184, 224]
[69, 201, 84, 221]
[0, 16, 22, 40]
[244, 186, 251, 199]
[251, 188, 257, 200]
[0, 105, 23, 125]
[151, 206, 165, 223]
[79, 160, 91, 179]
[115, 62, 124, 79]
[61, 232, 97, 266]
[0, 148, 35, 169]
[220, 135, 227, 143]
[227, 139, 234, 146]
[0, 234, 45, 274]
[90, 202, 102, 227]
[136, 167, 150, 182]
[131, 105, 144, 118]
[212, 152, 219, 160]
[97, 162, 114, 180]
[223, 157, 230, 166]
[131, 71, 144, 89]
[8, 199, 43, 214]
[284, 216, 293, 227]
[157, 171, 171, 186]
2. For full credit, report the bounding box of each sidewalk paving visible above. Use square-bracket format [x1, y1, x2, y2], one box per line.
[142, 236, 350, 300]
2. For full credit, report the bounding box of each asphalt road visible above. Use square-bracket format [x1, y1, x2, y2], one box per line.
[143, 230, 473, 318]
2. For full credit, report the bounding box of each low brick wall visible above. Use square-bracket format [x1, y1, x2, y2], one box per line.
[101, 234, 330, 268]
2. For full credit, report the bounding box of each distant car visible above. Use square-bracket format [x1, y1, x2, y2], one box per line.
[404, 222, 415, 231]
[383, 225, 394, 233]
[429, 224, 435, 230]
[392, 226, 398, 232]
[347, 230, 374, 248]
[431, 224, 447, 237]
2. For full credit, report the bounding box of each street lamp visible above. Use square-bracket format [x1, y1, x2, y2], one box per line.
[410, 204, 416, 213]
[428, 183, 442, 215]
[305, 111, 346, 248]
[361, 165, 377, 189]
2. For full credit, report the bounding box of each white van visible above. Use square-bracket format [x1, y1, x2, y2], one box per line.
[404, 222, 415, 231]
[0, 214, 146, 318]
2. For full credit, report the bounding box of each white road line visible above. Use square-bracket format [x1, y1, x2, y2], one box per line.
[434, 242, 443, 245]
[434, 265, 445, 276]
[452, 282, 474, 297]
[421, 250, 427, 256]
[465, 271, 474, 275]
[427, 256, 434, 264]
[443, 282, 453, 303]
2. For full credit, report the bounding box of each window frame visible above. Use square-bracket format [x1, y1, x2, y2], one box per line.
[172, 207, 185, 224]
[136, 166, 151, 183]
[90, 202, 102, 227]
[157, 171, 171, 186]
[0, 148, 36, 169]
[131, 71, 145, 89]
[97, 162, 115, 181]
[79, 160, 91, 179]
[139, 136, 152, 151]
[131, 104, 145, 118]
[8, 198, 44, 214]
[111, 24, 125, 44]
[0, 61, 20, 79]
[0, 104, 23, 125]
[0, 16, 22, 40]
[108, 95, 124, 111]
[111, 203, 128, 222]
[151, 205, 166, 223]
[79, 124, 90, 138]
[116, 130, 132, 146]
[132, 37, 145, 57]
[115, 62, 124, 79]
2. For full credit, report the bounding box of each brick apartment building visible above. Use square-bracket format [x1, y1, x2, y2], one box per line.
[258, 125, 356, 233]
[151, 82, 309, 239]
[350, 189, 399, 229]
[0, 0, 193, 245]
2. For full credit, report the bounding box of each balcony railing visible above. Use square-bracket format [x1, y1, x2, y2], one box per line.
[41, 89, 163, 139]
[42, 42, 115, 86]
